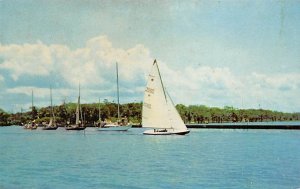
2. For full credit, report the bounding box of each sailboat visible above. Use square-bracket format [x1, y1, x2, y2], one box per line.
[24, 90, 38, 130]
[43, 86, 58, 130]
[142, 60, 190, 135]
[95, 98, 105, 127]
[65, 85, 86, 130]
[98, 62, 132, 131]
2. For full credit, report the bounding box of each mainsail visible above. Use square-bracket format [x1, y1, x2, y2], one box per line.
[142, 60, 171, 129]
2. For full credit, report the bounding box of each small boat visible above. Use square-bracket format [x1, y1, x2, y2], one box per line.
[43, 86, 58, 130]
[65, 124, 85, 130]
[98, 62, 132, 131]
[24, 121, 38, 130]
[65, 85, 86, 131]
[43, 118, 58, 130]
[24, 90, 37, 130]
[98, 123, 132, 131]
[142, 60, 190, 135]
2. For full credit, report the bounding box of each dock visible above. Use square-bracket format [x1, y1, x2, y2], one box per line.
[132, 122, 300, 129]
[186, 122, 300, 130]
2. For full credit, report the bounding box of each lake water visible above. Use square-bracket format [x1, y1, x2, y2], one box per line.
[0, 126, 299, 189]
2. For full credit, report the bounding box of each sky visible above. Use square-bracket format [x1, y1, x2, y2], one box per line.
[0, 0, 300, 113]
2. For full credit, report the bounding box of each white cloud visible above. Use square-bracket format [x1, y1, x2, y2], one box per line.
[0, 36, 152, 86]
[161, 64, 300, 112]
[0, 36, 155, 111]
[1, 35, 300, 112]
[0, 42, 52, 80]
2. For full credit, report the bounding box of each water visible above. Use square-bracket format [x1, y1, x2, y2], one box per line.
[0, 126, 299, 189]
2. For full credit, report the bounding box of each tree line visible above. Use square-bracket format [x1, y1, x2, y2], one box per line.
[1, 102, 299, 126]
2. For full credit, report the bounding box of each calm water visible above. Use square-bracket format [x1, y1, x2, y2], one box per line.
[0, 126, 299, 189]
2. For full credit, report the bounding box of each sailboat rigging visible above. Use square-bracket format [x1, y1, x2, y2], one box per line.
[65, 84, 86, 130]
[142, 60, 190, 135]
[98, 62, 132, 131]
[23, 90, 37, 130]
[43, 86, 58, 130]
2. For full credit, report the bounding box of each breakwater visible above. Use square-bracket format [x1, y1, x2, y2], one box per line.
[132, 121, 300, 130]
[186, 121, 300, 130]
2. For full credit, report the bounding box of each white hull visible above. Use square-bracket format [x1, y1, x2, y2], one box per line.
[143, 129, 190, 135]
[98, 125, 132, 131]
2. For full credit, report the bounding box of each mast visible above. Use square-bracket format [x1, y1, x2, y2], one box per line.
[21, 107, 23, 123]
[50, 86, 55, 122]
[79, 83, 83, 122]
[116, 62, 120, 120]
[50, 86, 52, 112]
[31, 90, 34, 119]
[98, 98, 101, 121]
[154, 60, 167, 102]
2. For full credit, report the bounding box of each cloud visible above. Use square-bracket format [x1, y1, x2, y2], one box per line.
[0, 35, 299, 112]
[161, 64, 300, 112]
[0, 36, 155, 111]
[0, 42, 52, 80]
[0, 36, 152, 87]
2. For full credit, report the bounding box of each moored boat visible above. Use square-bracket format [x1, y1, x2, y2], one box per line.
[24, 90, 38, 130]
[43, 86, 58, 130]
[98, 62, 132, 131]
[65, 85, 86, 131]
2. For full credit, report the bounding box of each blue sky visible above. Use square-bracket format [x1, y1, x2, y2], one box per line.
[0, 0, 300, 112]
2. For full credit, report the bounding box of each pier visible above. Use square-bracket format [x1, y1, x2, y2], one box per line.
[133, 122, 300, 130]
[186, 122, 300, 130]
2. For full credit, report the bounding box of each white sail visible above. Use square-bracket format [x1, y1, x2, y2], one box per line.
[142, 61, 172, 129]
[142, 60, 188, 132]
[48, 118, 53, 127]
[166, 91, 187, 131]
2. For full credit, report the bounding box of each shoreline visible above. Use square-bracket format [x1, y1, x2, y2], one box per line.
[186, 121, 300, 130]
[2, 121, 300, 130]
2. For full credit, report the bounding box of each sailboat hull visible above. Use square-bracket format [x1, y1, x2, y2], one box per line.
[175, 130, 190, 135]
[98, 125, 132, 131]
[65, 125, 86, 130]
[143, 129, 190, 135]
[23, 123, 38, 130]
[24, 126, 38, 130]
[42, 126, 58, 130]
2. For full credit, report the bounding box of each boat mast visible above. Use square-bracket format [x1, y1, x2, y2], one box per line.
[79, 83, 83, 122]
[50, 86, 55, 122]
[31, 90, 34, 119]
[155, 60, 167, 102]
[50, 86, 52, 113]
[116, 62, 120, 121]
[98, 98, 101, 121]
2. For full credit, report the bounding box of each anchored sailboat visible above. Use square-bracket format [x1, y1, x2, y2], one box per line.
[142, 60, 190, 135]
[65, 85, 86, 130]
[43, 86, 58, 130]
[24, 90, 37, 130]
[98, 62, 132, 131]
